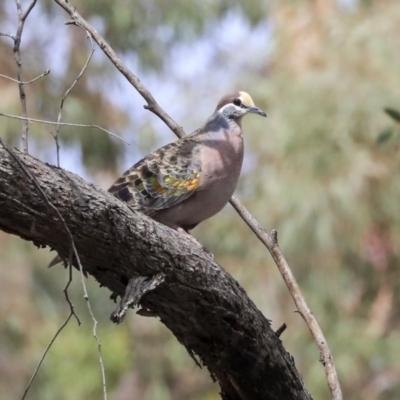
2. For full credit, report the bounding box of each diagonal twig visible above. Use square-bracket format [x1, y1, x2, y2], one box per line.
[54, 0, 186, 140]
[13, 0, 38, 153]
[0, 192, 45, 218]
[53, 22, 96, 167]
[229, 200, 343, 400]
[0, 138, 107, 400]
[21, 313, 74, 400]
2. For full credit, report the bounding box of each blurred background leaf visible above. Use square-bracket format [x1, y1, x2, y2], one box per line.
[384, 107, 400, 123]
[1, 0, 400, 399]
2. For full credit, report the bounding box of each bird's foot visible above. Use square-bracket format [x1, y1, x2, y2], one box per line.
[176, 226, 192, 236]
[175, 227, 213, 258]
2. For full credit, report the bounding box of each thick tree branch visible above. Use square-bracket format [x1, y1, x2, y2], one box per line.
[0, 144, 312, 400]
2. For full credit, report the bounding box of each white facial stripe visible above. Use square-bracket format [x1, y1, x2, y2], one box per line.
[219, 103, 241, 113]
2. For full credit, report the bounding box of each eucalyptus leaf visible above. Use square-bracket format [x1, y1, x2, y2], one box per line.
[376, 128, 393, 145]
[384, 107, 400, 122]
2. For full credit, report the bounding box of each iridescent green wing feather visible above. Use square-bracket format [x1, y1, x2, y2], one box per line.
[108, 137, 202, 215]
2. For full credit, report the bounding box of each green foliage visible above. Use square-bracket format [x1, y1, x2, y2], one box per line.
[384, 107, 400, 123]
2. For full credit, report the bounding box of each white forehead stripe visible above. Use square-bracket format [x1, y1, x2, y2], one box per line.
[238, 91, 255, 107]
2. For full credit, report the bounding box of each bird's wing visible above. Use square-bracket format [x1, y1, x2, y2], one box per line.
[108, 137, 202, 215]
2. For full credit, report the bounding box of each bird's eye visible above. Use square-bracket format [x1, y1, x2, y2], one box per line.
[233, 98, 242, 106]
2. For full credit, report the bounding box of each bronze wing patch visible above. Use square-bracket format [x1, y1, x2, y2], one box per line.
[108, 138, 202, 215]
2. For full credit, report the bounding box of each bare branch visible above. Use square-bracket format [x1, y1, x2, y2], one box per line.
[13, 0, 38, 153]
[0, 139, 108, 400]
[85, 287, 108, 400]
[0, 112, 129, 145]
[64, 265, 81, 326]
[54, 0, 186, 139]
[54, 25, 95, 166]
[21, 312, 73, 400]
[21, 0, 37, 21]
[0, 69, 50, 85]
[0, 32, 15, 40]
[229, 198, 343, 400]
[0, 192, 45, 218]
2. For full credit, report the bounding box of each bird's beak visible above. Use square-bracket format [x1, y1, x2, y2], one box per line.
[248, 106, 267, 117]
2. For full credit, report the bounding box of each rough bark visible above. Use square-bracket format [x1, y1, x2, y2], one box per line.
[0, 144, 312, 400]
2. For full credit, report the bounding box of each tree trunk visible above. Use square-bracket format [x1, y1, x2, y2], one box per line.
[0, 144, 312, 400]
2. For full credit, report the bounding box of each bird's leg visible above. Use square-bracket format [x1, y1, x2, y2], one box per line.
[175, 227, 213, 257]
[175, 226, 201, 244]
[176, 226, 193, 236]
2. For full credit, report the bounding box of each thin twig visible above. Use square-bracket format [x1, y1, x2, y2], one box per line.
[13, 0, 38, 153]
[86, 289, 108, 400]
[54, 24, 95, 167]
[53, 1, 342, 398]
[21, 0, 38, 21]
[0, 112, 129, 145]
[0, 139, 107, 400]
[0, 192, 45, 218]
[229, 199, 343, 400]
[54, 0, 186, 140]
[0, 69, 50, 85]
[1, 139, 81, 399]
[64, 264, 81, 325]
[0, 32, 15, 40]
[21, 312, 73, 400]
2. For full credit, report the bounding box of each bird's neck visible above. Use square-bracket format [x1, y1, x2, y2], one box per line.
[203, 113, 242, 139]
[203, 116, 244, 158]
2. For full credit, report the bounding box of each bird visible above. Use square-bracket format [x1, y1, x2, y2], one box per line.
[48, 91, 266, 267]
[108, 90, 266, 233]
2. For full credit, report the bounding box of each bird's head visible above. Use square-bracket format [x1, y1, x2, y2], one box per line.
[216, 91, 267, 121]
